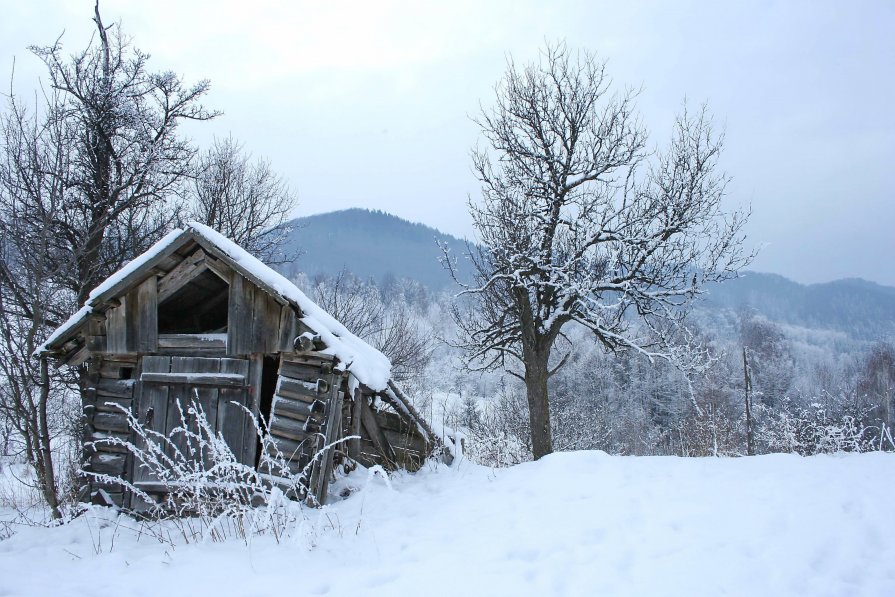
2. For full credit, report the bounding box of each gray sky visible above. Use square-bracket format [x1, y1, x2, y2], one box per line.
[2, 1, 893, 285]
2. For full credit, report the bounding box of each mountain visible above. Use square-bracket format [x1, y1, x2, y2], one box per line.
[277, 208, 895, 342]
[278, 209, 474, 289]
[701, 273, 895, 341]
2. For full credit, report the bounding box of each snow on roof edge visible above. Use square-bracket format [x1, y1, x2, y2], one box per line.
[37, 223, 394, 391]
[34, 229, 188, 356]
[186, 222, 393, 390]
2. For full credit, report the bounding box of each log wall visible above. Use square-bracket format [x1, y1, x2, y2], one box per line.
[81, 355, 139, 508]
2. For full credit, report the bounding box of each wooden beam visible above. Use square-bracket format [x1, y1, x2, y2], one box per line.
[202, 252, 231, 282]
[90, 230, 191, 306]
[140, 372, 246, 387]
[158, 334, 226, 350]
[349, 388, 363, 460]
[276, 377, 328, 402]
[308, 374, 344, 506]
[157, 249, 209, 303]
[359, 395, 397, 468]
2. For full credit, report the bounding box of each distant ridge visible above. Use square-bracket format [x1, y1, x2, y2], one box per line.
[276, 208, 895, 341]
[701, 273, 895, 340]
[278, 208, 475, 290]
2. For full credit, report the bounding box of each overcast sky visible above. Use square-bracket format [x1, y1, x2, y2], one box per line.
[1, 1, 893, 285]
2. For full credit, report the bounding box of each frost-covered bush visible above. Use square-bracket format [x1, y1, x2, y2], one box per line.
[442, 384, 532, 467]
[755, 399, 883, 455]
[88, 399, 347, 544]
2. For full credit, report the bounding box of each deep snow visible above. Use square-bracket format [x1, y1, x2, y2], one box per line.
[1, 452, 893, 596]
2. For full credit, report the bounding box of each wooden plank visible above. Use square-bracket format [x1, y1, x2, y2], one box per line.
[270, 415, 315, 443]
[158, 334, 226, 350]
[164, 375, 191, 462]
[65, 345, 91, 367]
[252, 291, 280, 354]
[271, 395, 325, 422]
[278, 306, 298, 353]
[125, 284, 140, 353]
[267, 435, 308, 463]
[140, 372, 245, 387]
[219, 358, 252, 466]
[92, 412, 129, 433]
[360, 397, 397, 468]
[156, 249, 207, 302]
[278, 360, 325, 382]
[282, 350, 335, 367]
[349, 388, 363, 459]
[106, 299, 127, 353]
[99, 362, 125, 379]
[227, 272, 254, 355]
[87, 314, 106, 337]
[276, 377, 328, 402]
[90, 431, 131, 453]
[309, 376, 344, 505]
[96, 378, 136, 399]
[227, 273, 243, 355]
[136, 276, 158, 353]
[90, 396, 132, 414]
[87, 335, 107, 353]
[132, 357, 171, 486]
[106, 354, 139, 365]
[185, 357, 220, 470]
[202, 252, 230, 282]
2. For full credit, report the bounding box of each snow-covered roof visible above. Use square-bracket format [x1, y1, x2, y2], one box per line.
[37, 223, 393, 391]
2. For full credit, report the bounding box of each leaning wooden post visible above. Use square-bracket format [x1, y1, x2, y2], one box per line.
[743, 347, 754, 456]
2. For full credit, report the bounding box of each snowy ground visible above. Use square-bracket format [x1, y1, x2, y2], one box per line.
[1, 452, 893, 596]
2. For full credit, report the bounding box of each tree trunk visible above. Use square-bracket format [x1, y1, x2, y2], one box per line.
[524, 346, 553, 460]
[38, 356, 62, 519]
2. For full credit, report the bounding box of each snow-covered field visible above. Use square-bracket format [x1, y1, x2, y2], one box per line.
[2, 452, 893, 596]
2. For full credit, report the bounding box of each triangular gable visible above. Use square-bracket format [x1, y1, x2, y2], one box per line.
[38, 223, 393, 391]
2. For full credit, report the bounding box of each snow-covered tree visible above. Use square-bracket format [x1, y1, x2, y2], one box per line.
[189, 135, 296, 264]
[451, 42, 752, 459]
[23, 1, 217, 304]
[0, 1, 216, 516]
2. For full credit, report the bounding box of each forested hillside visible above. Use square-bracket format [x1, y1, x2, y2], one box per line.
[280, 209, 895, 343]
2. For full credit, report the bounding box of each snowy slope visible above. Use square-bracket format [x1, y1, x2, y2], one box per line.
[2, 452, 894, 596]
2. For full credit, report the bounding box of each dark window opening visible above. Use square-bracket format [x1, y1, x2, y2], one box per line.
[120, 367, 133, 380]
[255, 356, 280, 469]
[158, 269, 229, 334]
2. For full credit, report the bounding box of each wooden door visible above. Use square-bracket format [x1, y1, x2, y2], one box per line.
[132, 356, 253, 488]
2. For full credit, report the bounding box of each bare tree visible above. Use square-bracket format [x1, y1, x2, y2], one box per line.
[189, 135, 297, 264]
[306, 271, 434, 385]
[451, 42, 752, 459]
[25, 1, 217, 304]
[0, 1, 215, 515]
[0, 94, 75, 517]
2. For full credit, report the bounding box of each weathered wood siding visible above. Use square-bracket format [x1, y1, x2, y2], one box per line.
[347, 393, 428, 472]
[81, 356, 139, 508]
[227, 272, 295, 356]
[265, 354, 338, 494]
[132, 356, 256, 486]
[104, 276, 158, 354]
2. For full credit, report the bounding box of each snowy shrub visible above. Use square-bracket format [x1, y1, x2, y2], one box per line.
[755, 399, 881, 455]
[87, 398, 350, 544]
[446, 385, 532, 467]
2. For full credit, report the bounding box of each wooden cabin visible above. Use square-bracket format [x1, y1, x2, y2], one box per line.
[37, 223, 437, 508]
